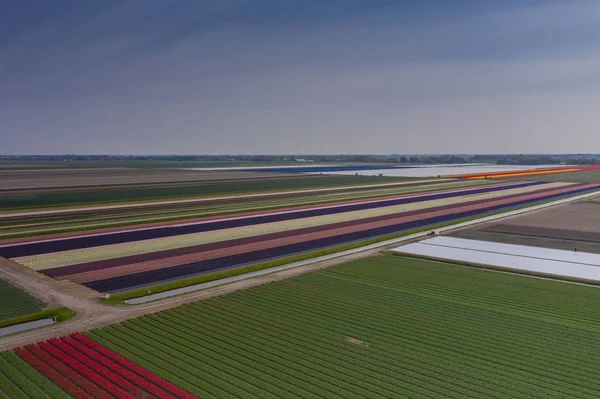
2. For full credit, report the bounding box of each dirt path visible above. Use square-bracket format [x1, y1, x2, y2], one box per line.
[0, 249, 377, 351]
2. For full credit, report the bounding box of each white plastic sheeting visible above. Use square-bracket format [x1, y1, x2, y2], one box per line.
[182, 164, 571, 177]
[393, 236, 600, 281]
[312, 164, 571, 178]
[181, 165, 330, 171]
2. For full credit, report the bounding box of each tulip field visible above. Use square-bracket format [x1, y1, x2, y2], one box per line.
[3, 254, 600, 397]
[1, 179, 598, 294]
[1, 333, 198, 398]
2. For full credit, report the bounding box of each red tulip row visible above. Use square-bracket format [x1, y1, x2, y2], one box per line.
[39, 340, 130, 399]
[15, 346, 93, 399]
[20, 343, 106, 398]
[48, 337, 143, 398]
[71, 333, 198, 399]
[15, 333, 199, 399]
[64, 335, 177, 399]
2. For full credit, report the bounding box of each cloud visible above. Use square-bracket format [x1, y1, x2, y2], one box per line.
[1, 0, 600, 154]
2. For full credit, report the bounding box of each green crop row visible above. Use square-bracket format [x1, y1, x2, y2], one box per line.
[318, 257, 600, 329]
[253, 273, 600, 390]
[0, 280, 44, 322]
[0, 351, 69, 399]
[86, 253, 600, 398]
[222, 283, 597, 397]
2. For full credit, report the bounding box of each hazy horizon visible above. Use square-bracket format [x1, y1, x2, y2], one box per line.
[2, 1, 600, 155]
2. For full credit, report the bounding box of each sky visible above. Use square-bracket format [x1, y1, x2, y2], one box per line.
[1, 0, 600, 155]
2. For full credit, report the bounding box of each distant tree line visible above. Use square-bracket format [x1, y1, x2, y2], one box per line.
[1, 154, 598, 165]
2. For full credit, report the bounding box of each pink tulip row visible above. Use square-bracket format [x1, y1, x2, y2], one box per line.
[15, 333, 200, 399]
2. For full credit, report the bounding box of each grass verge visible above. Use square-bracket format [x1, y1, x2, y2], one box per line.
[0, 307, 75, 329]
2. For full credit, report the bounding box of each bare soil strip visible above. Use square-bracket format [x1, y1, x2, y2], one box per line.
[0, 169, 288, 189]
[483, 201, 600, 232]
[451, 230, 600, 254]
[481, 225, 600, 243]
[448, 195, 600, 253]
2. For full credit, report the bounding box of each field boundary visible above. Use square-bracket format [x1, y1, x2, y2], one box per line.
[125, 188, 600, 304]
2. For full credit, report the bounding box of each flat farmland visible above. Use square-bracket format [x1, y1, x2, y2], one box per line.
[0, 168, 294, 190]
[1, 180, 597, 295]
[451, 198, 600, 253]
[4, 254, 600, 397]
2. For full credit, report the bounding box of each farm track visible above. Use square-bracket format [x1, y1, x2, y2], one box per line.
[0, 249, 378, 352]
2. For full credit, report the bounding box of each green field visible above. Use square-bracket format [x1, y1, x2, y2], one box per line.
[84, 254, 600, 398]
[0, 351, 71, 399]
[0, 280, 44, 322]
[0, 175, 416, 210]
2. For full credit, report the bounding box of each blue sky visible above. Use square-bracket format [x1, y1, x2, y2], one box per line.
[2, 0, 600, 154]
